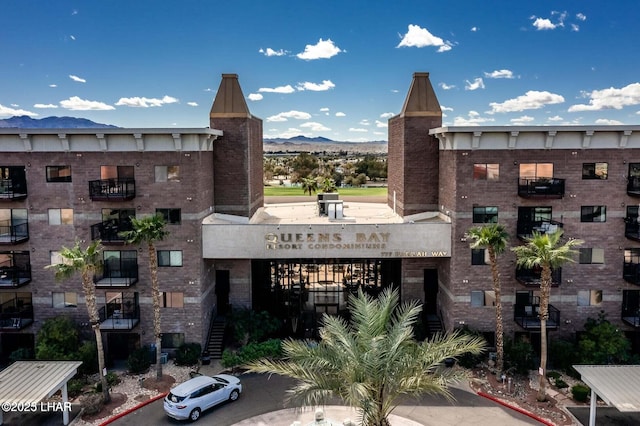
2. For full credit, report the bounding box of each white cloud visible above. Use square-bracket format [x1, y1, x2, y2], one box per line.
[69, 75, 86, 83]
[335, 112, 346, 117]
[441, 105, 454, 112]
[397, 24, 452, 52]
[576, 13, 587, 21]
[548, 115, 564, 122]
[0, 104, 38, 117]
[359, 119, 370, 126]
[532, 17, 556, 30]
[296, 38, 342, 60]
[439, 82, 455, 90]
[296, 80, 335, 91]
[34, 103, 58, 108]
[187, 102, 198, 107]
[452, 111, 495, 126]
[300, 122, 330, 132]
[595, 118, 624, 125]
[471, 27, 478, 32]
[115, 95, 178, 108]
[49, 84, 57, 88]
[568, 83, 640, 112]
[484, 69, 514, 79]
[259, 47, 287, 57]
[465, 78, 485, 91]
[571, 24, 580, 32]
[258, 85, 295, 94]
[320, 107, 329, 112]
[510, 115, 535, 123]
[375, 120, 388, 128]
[349, 128, 368, 133]
[380, 112, 395, 118]
[60, 96, 115, 111]
[489, 90, 565, 113]
[266, 110, 312, 122]
[248, 93, 263, 101]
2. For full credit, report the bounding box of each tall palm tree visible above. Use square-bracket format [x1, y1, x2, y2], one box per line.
[246, 288, 486, 426]
[120, 214, 169, 379]
[511, 230, 582, 401]
[301, 176, 318, 196]
[47, 240, 110, 402]
[320, 177, 337, 193]
[466, 223, 509, 373]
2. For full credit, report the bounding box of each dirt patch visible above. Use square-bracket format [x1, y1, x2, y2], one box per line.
[81, 393, 127, 422]
[468, 368, 577, 426]
[141, 374, 176, 393]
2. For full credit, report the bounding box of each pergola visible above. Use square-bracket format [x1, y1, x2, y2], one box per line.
[573, 365, 640, 426]
[0, 360, 82, 425]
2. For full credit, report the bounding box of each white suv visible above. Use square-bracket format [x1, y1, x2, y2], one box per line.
[163, 374, 242, 421]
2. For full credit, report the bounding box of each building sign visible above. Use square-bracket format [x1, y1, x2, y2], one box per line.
[203, 222, 451, 259]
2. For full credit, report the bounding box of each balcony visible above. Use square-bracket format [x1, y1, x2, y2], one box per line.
[515, 266, 562, 287]
[94, 255, 138, 288]
[0, 251, 31, 287]
[622, 291, 640, 328]
[0, 176, 27, 201]
[628, 176, 640, 196]
[0, 220, 29, 245]
[0, 294, 33, 330]
[517, 219, 563, 240]
[514, 300, 560, 330]
[624, 218, 640, 241]
[518, 177, 565, 198]
[88, 178, 136, 201]
[90, 219, 133, 244]
[623, 262, 640, 285]
[99, 293, 139, 330]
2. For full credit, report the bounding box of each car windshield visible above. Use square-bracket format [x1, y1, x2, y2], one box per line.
[167, 392, 186, 403]
[214, 376, 229, 384]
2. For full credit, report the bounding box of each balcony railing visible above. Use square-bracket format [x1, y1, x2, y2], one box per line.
[88, 178, 136, 201]
[624, 218, 640, 241]
[0, 252, 31, 287]
[518, 177, 565, 198]
[94, 258, 138, 287]
[623, 263, 640, 285]
[628, 176, 640, 196]
[99, 294, 139, 330]
[622, 306, 640, 328]
[515, 266, 562, 287]
[0, 177, 28, 200]
[517, 219, 563, 240]
[0, 220, 29, 245]
[514, 302, 560, 330]
[90, 220, 134, 244]
[0, 295, 33, 330]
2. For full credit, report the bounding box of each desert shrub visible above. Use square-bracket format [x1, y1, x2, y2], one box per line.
[572, 384, 590, 402]
[95, 372, 120, 393]
[67, 378, 86, 398]
[175, 342, 202, 366]
[127, 346, 151, 374]
[77, 341, 98, 375]
[454, 326, 487, 368]
[546, 371, 561, 380]
[554, 378, 569, 389]
[80, 393, 104, 415]
[221, 339, 282, 369]
[35, 316, 80, 360]
[578, 313, 631, 365]
[230, 308, 280, 345]
[549, 338, 579, 373]
[504, 336, 535, 376]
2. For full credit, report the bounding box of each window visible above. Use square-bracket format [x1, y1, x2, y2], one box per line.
[579, 248, 605, 264]
[473, 163, 499, 180]
[472, 206, 498, 223]
[101, 165, 134, 180]
[577, 290, 602, 306]
[156, 208, 181, 225]
[581, 206, 606, 222]
[471, 249, 490, 265]
[582, 163, 608, 180]
[161, 292, 184, 308]
[158, 250, 182, 267]
[161, 333, 185, 349]
[471, 290, 496, 307]
[519, 163, 553, 180]
[46, 166, 72, 182]
[52, 292, 77, 308]
[48, 208, 73, 225]
[155, 166, 180, 182]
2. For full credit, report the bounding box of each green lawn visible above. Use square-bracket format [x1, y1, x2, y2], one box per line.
[264, 186, 387, 197]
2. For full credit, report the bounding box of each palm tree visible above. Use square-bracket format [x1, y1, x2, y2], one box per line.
[320, 177, 337, 193]
[301, 176, 318, 196]
[466, 223, 509, 373]
[246, 288, 486, 426]
[47, 240, 110, 402]
[511, 230, 582, 401]
[120, 214, 169, 379]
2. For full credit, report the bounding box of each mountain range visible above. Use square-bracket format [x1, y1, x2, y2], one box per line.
[0, 115, 119, 129]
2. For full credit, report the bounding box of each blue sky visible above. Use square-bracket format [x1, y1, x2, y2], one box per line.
[1, 1, 639, 141]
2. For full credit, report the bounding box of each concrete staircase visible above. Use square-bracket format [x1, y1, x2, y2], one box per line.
[425, 314, 443, 337]
[205, 316, 227, 359]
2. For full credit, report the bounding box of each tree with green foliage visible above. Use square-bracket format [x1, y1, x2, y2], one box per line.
[46, 240, 110, 402]
[246, 288, 486, 426]
[120, 214, 169, 380]
[290, 152, 319, 182]
[301, 176, 319, 196]
[511, 230, 582, 401]
[578, 312, 632, 364]
[466, 223, 509, 373]
[320, 177, 337, 193]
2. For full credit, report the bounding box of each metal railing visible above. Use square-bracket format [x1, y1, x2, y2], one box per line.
[517, 177, 565, 198]
[0, 220, 29, 244]
[90, 220, 134, 243]
[88, 178, 136, 201]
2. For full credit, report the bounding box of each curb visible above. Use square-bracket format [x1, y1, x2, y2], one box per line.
[98, 392, 168, 426]
[477, 391, 556, 426]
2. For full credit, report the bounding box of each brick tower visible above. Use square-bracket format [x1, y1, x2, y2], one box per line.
[210, 74, 264, 218]
[387, 72, 442, 217]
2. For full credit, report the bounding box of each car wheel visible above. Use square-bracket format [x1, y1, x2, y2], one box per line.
[229, 389, 240, 402]
[189, 408, 201, 422]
